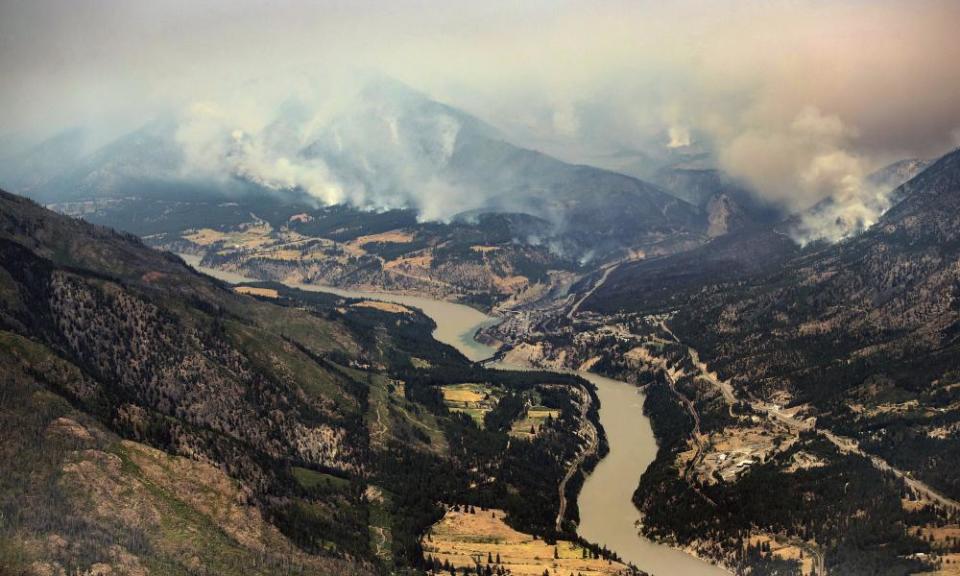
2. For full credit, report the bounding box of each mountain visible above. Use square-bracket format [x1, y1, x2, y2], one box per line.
[481, 147, 960, 575]
[0, 127, 92, 195]
[653, 168, 783, 237]
[785, 157, 935, 245]
[0, 189, 607, 573]
[23, 118, 244, 206]
[0, 188, 378, 573]
[686, 147, 959, 399]
[4, 81, 714, 308]
[299, 79, 703, 253]
[11, 81, 703, 256]
[590, 155, 942, 314]
[653, 168, 784, 238]
[868, 157, 932, 205]
[594, 146, 960, 498]
[583, 223, 802, 314]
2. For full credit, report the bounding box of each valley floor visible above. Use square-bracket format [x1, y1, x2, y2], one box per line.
[482, 269, 960, 576]
[423, 507, 631, 576]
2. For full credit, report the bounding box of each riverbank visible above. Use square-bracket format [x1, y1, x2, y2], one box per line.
[179, 253, 729, 576]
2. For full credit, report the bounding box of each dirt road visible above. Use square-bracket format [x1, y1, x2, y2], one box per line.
[567, 262, 621, 320]
[555, 384, 598, 532]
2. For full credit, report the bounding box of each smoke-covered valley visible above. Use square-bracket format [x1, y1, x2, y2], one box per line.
[5, 3, 960, 576]
[0, 77, 707, 265]
[3, 1, 960, 248]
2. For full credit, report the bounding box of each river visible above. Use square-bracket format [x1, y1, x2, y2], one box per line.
[180, 254, 727, 575]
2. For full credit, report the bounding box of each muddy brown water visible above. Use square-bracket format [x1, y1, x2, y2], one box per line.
[180, 254, 728, 575]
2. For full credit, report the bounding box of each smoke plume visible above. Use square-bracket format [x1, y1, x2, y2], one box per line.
[2, 0, 959, 240]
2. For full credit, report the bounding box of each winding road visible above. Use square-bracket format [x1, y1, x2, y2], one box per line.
[566, 261, 621, 320]
[554, 384, 598, 532]
[675, 324, 960, 528]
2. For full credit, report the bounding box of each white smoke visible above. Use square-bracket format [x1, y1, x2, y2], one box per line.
[666, 126, 691, 149]
[175, 101, 350, 205]
[171, 88, 488, 220]
[551, 102, 581, 138]
[716, 106, 896, 244]
[4, 0, 960, 239]
[789, 150, 890, 245]
[231, 132, 348, 206]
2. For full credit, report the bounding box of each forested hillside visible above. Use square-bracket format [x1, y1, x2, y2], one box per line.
[0, 190, 605, 575]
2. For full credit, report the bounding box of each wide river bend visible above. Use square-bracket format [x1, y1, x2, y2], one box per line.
[180, 255, 727, 576]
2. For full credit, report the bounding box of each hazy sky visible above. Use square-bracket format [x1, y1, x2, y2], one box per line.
[2, 0, 959, 219]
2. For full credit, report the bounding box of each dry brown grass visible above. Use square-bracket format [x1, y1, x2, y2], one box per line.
[492, 274, 529, 292]
[470, 245, 500, 253]
[384, 254, 433, 269]
[928, 553, 960, 575]
[578, 356, 602, 371]
[184, 223, 274, 251]
[350, 300, 414, 314]
[234, 286, 280, 299]
[183, 228, 227, 246]
[261, 249, 304, 261]
[624, 346, 661, 368]
[424, 508, 629, 576]
[902, 498, 929, 512]
[747, 535, 814, 575]
[912, 525, 960, 550]
[500, 342, 568, 372]
[351, 230, 415, 247]
[442, 385, 487, 404]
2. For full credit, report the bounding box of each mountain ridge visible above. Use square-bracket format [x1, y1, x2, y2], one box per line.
[0, 188, 613, 574]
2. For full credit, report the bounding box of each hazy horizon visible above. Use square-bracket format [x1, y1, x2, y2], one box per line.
[2, 0, 960, 241]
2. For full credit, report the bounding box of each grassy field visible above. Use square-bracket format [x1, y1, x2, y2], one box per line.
[423, 507, 628, 576]
[292, 467, 351, 490]
[183, 222, 274, 250]
[909, 523, 960, 574]
[510, 406, 561, 438]
[442, 383, 501, 427]
[366, 485, 395, 570]
[747, 534, 812, 575]
[351, 300, 414, 314]
[344, 363, 448, 453]
[234, 285, 279, 298]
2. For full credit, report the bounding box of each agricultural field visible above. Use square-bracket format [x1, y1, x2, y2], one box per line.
[747, 534, 814, 576]
[509, 406, 562, 439]
[928, 554, 960, 576]
[182, 219, 276, 249]
[234, 285, 280, 299]
[910, 522, 960, 574]
[350, 300, 414, 314]
[423, 507, 631, 576]
[440, 383, 562, 436]
[347, 229, 416, 248]
[442, 383, 501, 427]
